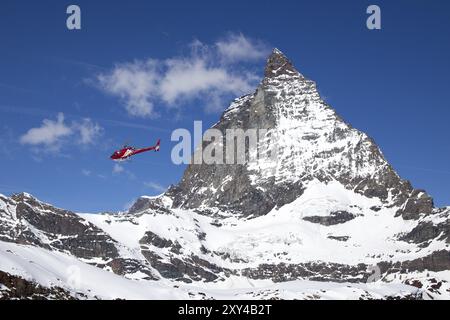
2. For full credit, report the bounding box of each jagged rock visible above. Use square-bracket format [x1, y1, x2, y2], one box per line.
[0, 271, 74, 300]
[397, 189, 434, 220]
[401, 250, 450, 272]
[140, 231, 182, 253]
[2, 193, 119, 260]
[376, 250, 450, 275]
[328, 235, 350, 241]
[140, 250, 224, 282]
[107, 258, 157, 280]
[264, 48, 298, 78]
[128, 196, 172, 215]
[241, 261, 368, 283]
[400, 220, 450, 245]
[303, 211, 356, 226]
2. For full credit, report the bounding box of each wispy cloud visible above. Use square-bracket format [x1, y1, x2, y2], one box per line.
[19, 113, 103, 152]
[96, 33, 269, 117]
[20, 113, 72, 151]
[112, 163, 136, 180]
[98, 60, 159, 117]
[53, 56, 107, 71]
[216, 33, 269, 63]
[143, 181, 166, 193]
[82, 168, 110, 180]
[76, 118, 103, 145]
[0, 104, 168, 133]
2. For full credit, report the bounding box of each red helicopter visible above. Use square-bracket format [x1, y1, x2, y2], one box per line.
[110, 139, 160, 161]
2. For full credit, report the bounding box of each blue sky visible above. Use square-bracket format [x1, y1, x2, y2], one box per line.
[0, 0, 449, 212]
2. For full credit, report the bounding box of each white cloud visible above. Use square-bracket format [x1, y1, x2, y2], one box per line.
[96, 33, 268, 117]
[75, 118, 103, 145]
[81, 169, 91, 176]
[97, 60, 159, 117]
[20, 113, 72, 149]
[144, 181, 166, 193]
[20, 113, 103, 152]
[159, 58, 255, 112]
[216, 33, 269, 63]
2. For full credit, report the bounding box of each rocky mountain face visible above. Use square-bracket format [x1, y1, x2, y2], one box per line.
[0, 193, 118, 259]
[0, 49, 449, 300]
[169, 49, 431, 220]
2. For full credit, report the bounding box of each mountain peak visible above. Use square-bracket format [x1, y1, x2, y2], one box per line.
[11, 192, 35, 201]
[170, 48, 419, 218]
[264, 48, 299, 78]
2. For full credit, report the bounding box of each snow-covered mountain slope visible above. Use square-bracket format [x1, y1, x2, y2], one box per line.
[85, 182, 445, 268]
[2, 239, 446, 300]
[1, 186, 449, 299]
[0, 49, 449, 299]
